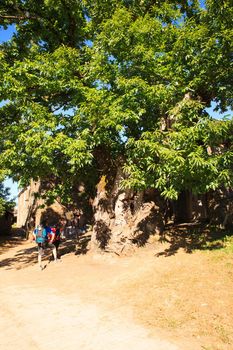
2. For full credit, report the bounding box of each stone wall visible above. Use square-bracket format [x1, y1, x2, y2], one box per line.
[17, 180, 40, 228]
[17, 180, 66, 230]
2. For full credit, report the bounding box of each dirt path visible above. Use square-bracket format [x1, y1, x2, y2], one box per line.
[0, 236, 232, 350]
[0, 239, 181, 350]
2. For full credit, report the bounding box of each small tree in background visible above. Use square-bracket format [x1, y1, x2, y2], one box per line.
[0, 182, 15, 217]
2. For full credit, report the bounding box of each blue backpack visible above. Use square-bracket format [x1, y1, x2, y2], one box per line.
[35, 225, 47, 244]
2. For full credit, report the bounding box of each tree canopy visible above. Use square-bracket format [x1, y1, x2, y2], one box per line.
[0, 0, 233, 204]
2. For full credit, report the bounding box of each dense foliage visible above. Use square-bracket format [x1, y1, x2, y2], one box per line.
[0, 0, 232, 203]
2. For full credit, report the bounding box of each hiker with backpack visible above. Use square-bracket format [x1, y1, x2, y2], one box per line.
[41, 220, 60, 263]
[47, 224, 60, 262]
[50, 224, 62, 259]
[33, 221, 59, 270]
[33, 223, 48, 270]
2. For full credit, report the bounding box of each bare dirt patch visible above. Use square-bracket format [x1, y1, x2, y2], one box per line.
[0, 229, 233, 350]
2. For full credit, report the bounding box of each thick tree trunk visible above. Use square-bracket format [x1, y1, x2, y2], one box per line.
[90, 168, 165, 254]
[207, 189, 233, 229]
[173, 190, 193, 223]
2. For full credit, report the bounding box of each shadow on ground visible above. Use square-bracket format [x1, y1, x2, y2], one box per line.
[156, 223, 232, 257]
[0, 228, 27, 253]
[0, 246, 38, 270]
[0, 229, 92, 270]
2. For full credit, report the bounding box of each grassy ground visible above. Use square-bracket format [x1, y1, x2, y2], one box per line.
[114, 226, 233, 350]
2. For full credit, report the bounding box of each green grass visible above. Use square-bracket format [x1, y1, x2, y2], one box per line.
[199, 234, 233, 253]
[222, 235, 233, 253]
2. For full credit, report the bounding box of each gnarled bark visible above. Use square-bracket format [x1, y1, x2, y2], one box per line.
[91, 168, 165, 255]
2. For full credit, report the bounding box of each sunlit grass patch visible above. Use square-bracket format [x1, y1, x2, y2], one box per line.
[196, 231, 233, 254]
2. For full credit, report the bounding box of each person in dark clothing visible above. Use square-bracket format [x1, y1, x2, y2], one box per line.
[49, 223, 62, 260]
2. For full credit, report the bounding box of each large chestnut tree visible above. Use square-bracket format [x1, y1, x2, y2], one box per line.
[0, 0, 232, 207]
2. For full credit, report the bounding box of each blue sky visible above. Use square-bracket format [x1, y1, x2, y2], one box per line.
[4, 178, 18, 202]
[0, 24, 16, 44]
[205, 103, 232, 120]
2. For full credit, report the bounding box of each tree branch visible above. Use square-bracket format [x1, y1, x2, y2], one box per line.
[0, 14, 37, 21]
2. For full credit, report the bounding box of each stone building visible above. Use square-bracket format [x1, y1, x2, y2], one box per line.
[17, 180, 66, 230]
